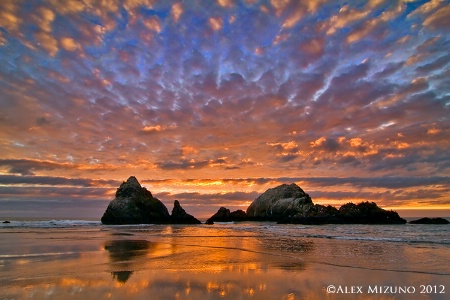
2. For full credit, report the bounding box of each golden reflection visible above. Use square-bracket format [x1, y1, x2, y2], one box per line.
[4, 225, 449, 299]
[104, 239, 150, 283]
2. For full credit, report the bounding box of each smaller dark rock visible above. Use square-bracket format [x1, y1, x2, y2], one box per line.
[410, 217, 449, 224]
[3, 220, 10, 224]
[278, 202, 406, 225]
[229, 209, 247, 221]
[170, 200, 201, 224]
[338, 202, 407, 224]
[206, 207, 230, 223]
[206, 207, 248, 223]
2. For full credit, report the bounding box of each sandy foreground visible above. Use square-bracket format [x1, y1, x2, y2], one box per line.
[1, 224, 449, 299]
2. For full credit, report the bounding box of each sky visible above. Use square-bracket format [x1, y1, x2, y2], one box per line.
[0, 0, 449, 219]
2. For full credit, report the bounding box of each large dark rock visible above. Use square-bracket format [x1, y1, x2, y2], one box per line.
[101, 176, 170, 224]
[410, 217, 449, 224]
[205, 207, 247, 224]
[246, 183, 313, 221]
[170, 200, 201, 224]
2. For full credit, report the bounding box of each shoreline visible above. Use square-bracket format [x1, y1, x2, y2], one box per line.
[1, 223, 449, 299]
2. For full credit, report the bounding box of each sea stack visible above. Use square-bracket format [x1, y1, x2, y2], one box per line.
[205, 207, 247, 224]
[170, 200, 201, 224]
[246, 183, 313, 221]
[101, 176, 170, 225]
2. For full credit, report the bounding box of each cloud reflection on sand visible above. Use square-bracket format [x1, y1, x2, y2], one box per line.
[1, 224, 449, 299]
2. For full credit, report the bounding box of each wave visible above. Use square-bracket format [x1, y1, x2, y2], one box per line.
[0, 219, 102, 229]
[2, 220, 449, 246]
[303, 233, 450, 245]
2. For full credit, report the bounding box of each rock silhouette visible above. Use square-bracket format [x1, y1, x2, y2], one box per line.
[205, 207, 247, 224]
[207, 184, 406, 225]
[246, 183, 313, 221]
[101, 176, 170, 225]
[410, 217, 449, 224]
[104, 239, 151, 283]
[170, 200, 201, 224]
[102, 178, 407, 225]
[279, 202, 406, 224]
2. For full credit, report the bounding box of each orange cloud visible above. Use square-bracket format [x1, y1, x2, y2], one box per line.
[181, 145, 199, 156]
[326, 6, 369, 35]
[171, 3, 183, 23]
[37, 7, 55, 32]
[310, 137, 326, 147]
[47, 0, 86, 14]
[282, 8, 305, 28]
[349, 138, 363, 147]
[408, 0, 443, 17]
[268, 141, 299, 150]
[423, 6, 450, 29]
[209, 17, 223, 31]
[35, 31, 58, 56]
[270, 0, 290, 13]
[427, 128, 441, 135]
[217, 0, 234, 8]
[346, 19, 378, 44]
[0, 1, 21, 32]
[60, 37, 79, 51]
[0, 32, 6, 46]
[142, 125, 163, 132]
[143, 16, 161, 33]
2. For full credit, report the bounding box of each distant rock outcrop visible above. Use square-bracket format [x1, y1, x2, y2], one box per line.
[279, 201, 407, 224]
[101, 176, 170, 225]
[246, 183, 313, 221]
[170, 200, 201, 224]
[410, 217, 449, 224]
[337, 202, 406, 224]
[206, 184, 406, 225]
[205, 207, 247, 224]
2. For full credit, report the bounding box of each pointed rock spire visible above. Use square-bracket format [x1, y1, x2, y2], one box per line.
[170, 200, 201, 224]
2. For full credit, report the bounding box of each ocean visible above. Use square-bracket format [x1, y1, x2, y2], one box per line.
[1, 219, 449, 299]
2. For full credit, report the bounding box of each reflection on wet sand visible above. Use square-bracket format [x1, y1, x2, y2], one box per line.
[2, 225, 449, 299]
[104, 239, 151, 283]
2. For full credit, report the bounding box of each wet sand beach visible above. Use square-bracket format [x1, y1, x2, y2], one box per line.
[1, 222, 449, 299]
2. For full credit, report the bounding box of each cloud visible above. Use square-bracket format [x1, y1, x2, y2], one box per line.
[324, 5, 369, 35]
[0, 0, 22, 34]
[423, 6, 450, 30]
[217, 0, 234, 8]
[310, 137, 341, 152]
[171, 3, 183, 22]
[0, 174, 119, 187]
[0, 0, 449, 216]
[0, 159, 119, 176]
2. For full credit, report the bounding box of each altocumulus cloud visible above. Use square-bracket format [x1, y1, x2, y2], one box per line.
[0, 0, 449, 217]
